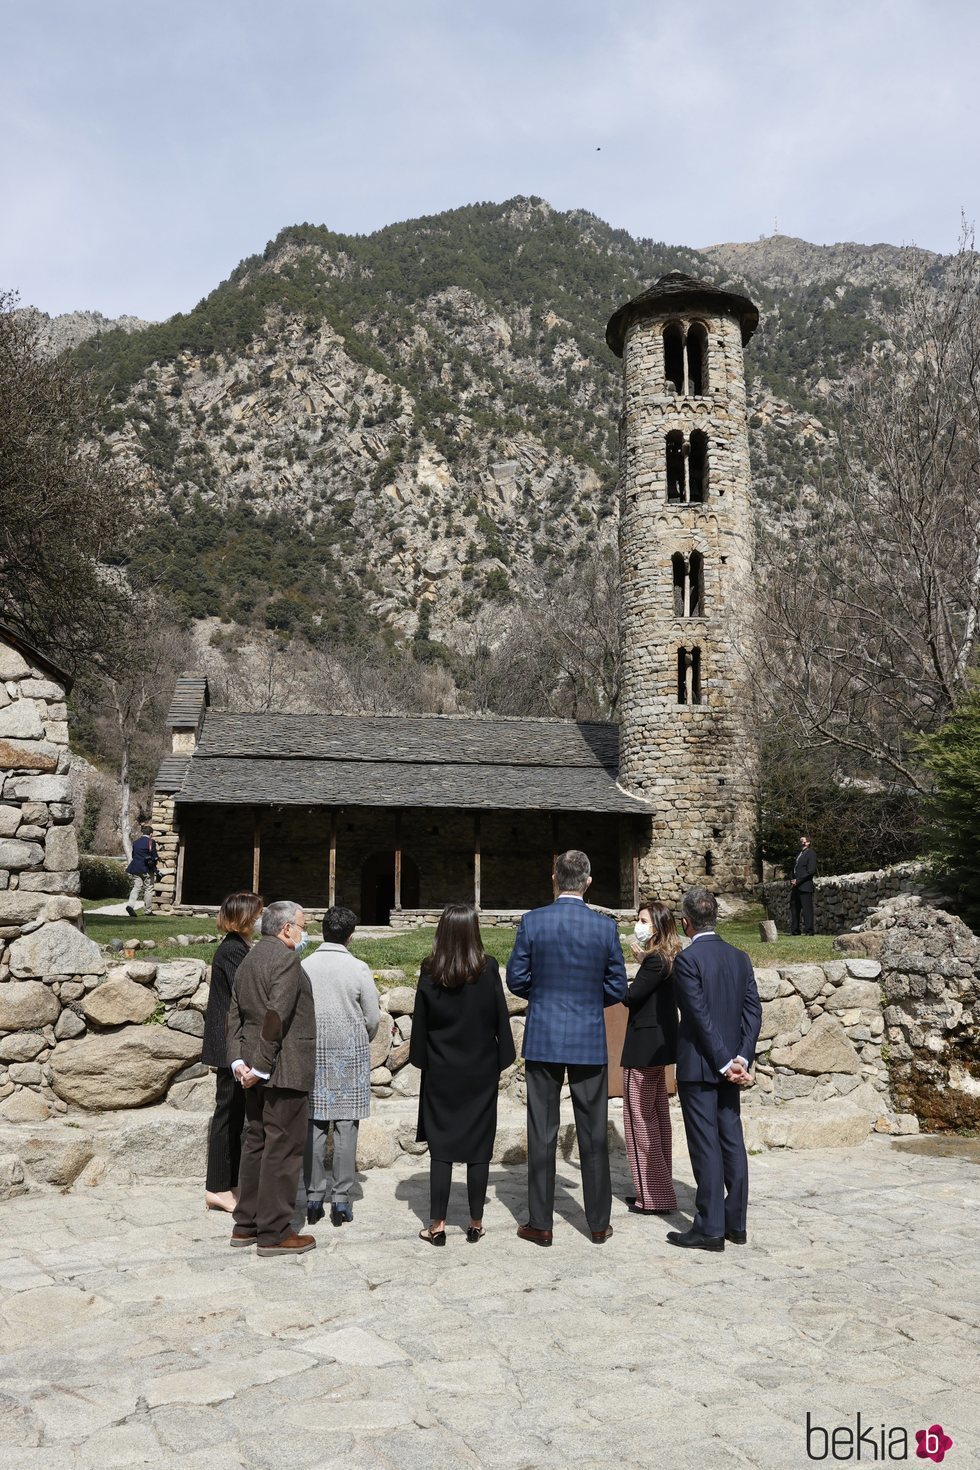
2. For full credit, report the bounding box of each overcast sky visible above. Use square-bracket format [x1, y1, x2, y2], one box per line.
[3, 0, 977, 320]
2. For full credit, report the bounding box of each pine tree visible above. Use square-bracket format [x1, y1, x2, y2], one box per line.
[918, 681, 980, 925]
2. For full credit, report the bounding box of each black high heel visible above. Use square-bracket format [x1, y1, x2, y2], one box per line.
[419, 1227, 446, 1246]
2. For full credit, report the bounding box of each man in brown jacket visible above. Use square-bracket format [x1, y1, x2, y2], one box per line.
[227, 899, 316, 1255]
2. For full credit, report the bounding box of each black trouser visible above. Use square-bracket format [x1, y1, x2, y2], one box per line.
[429, 1159, 490, 1221]
[205, 1066, 247, 1192]
[677, 1079, 748, 1239]
[790, 886, 815, 935]
[233, 1086, 309, 1247]
[525, 1060, 611, 1233]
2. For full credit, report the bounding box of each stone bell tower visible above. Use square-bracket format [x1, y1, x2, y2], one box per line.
[606, 272, 760, 899]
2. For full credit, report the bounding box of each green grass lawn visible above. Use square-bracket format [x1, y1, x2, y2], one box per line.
[82, 903, 835, 979]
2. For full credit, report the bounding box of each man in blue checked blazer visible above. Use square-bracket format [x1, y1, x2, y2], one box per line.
[506, 850, 628, 1246]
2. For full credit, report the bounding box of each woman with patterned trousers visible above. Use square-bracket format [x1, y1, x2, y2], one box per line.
[621, 900, 680, 1216]
[293, 906, 380, 1228]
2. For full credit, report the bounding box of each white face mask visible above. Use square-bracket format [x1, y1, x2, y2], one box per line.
[634, 922, 653, 944]
[293, 928, 310, 952]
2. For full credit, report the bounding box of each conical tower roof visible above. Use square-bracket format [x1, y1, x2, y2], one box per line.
[605, 270, 759, 356]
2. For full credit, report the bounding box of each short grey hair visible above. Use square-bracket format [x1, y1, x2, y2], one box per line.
[554, 849, 591, 893]
[681, 887, 718, 932]
[261, 900, 301, 937]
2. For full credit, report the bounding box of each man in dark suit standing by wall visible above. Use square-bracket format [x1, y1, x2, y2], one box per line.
[227, 900, 317, 1256]
[668, 887, 762, 1253]
[789, 834, 817, 935]
[506, 850, 628, 1246]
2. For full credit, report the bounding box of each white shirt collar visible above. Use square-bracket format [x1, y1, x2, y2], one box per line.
[556, 893, 585, 901]
[689, 930, 716, 941]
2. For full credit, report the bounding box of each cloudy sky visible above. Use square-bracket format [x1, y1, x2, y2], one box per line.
[3, 0, 977, 320]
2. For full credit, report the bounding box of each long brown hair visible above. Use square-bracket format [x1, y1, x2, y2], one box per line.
[424, 902, 486, 989]
[218, 891, 264, 942]
[638, 899, 682, 973]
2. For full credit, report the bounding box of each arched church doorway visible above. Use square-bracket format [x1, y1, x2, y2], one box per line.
[360, 851, 420, 925]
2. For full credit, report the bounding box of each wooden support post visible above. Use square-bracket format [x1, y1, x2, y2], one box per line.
[175, 830, 186, 907]
[631, 821, 640, 911]
[473, 811, 482, 910]
[393, 810, 402, 912]
[328, 808, 337, 907]
[252, 809, 261, 893]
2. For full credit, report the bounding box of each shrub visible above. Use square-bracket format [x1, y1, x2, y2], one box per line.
[79, 855, 130, 899]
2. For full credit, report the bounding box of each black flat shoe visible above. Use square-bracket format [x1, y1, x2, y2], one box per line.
[465, 1226, 485, 1244]
[306, 1202, 325, 1225]
[626, 1199, 674, 1216]
[419, 1227, 446, 1246]
[666, 1227, 724, 1252]
[725, 1229, 747, 1245]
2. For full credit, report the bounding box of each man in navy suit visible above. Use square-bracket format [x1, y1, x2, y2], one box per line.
[506, 850, 628, 1246]
[668, 887, 762, 1252]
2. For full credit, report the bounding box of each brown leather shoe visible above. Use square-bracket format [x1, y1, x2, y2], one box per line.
[229, 1228, 257, 1248]
[591, 1226, 614, 1244]
[516, 1223, 553, 1247]
[256, 1231, 316, 1257]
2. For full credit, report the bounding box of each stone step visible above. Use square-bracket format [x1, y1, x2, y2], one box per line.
[0, 1094, 882, 1193]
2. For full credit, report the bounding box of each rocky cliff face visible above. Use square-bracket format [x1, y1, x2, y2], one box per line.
[21, 308, 151, 359]
[63, 200, 953, 648]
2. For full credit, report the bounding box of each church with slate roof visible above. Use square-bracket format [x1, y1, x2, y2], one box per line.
[152, 273, 761, 920]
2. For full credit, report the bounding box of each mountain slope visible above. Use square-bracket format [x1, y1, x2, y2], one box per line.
[65, 200, 946, 647]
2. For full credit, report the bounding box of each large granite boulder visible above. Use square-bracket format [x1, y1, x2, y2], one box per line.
[769, 1014, 864, 1075]
[0, 1032, 47, 1062]
[758, 994, 806, 1042]
[383, 987, 415, 1017]
[50, 1027, 202, 1109]
[154, 960, 205, 1002]
[7, 921, 105, 980]
[779, 964, 827, 1001]
[0, 981, 60, 1030]
[81, 977, 157, 1028]
[0, 892, 47, 926]
[370, 1014, 394, 1069]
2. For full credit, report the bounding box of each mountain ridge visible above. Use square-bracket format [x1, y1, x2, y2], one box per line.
[50, 198, 954, 652]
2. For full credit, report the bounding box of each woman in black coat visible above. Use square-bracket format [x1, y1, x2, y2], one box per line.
[409, 902, 516, 1245]
[202, 891, 264, 1212]
[621, 900, 681, 1216]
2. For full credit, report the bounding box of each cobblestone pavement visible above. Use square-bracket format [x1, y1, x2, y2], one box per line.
[1, 1138, 977, 1470]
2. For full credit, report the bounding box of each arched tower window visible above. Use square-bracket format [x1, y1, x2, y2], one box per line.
[665, 431, 708, 503]
[663, 322, 684, 393]
[688, 430, 708, 501]
[686, 322, 709, 395]
[672, 552, 705, 617]
[676, 646, 702, 705]
[666, 431, 686, 501]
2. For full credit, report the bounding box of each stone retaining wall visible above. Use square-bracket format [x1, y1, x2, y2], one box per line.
[0, 942, 914, 1171]
[0, 632, 92, 1124]
[763, 862, 939, 935]
[839, 896, 980, 1132]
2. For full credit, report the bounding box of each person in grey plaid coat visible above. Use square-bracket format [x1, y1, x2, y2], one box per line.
[292, 906, 380, 1228]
